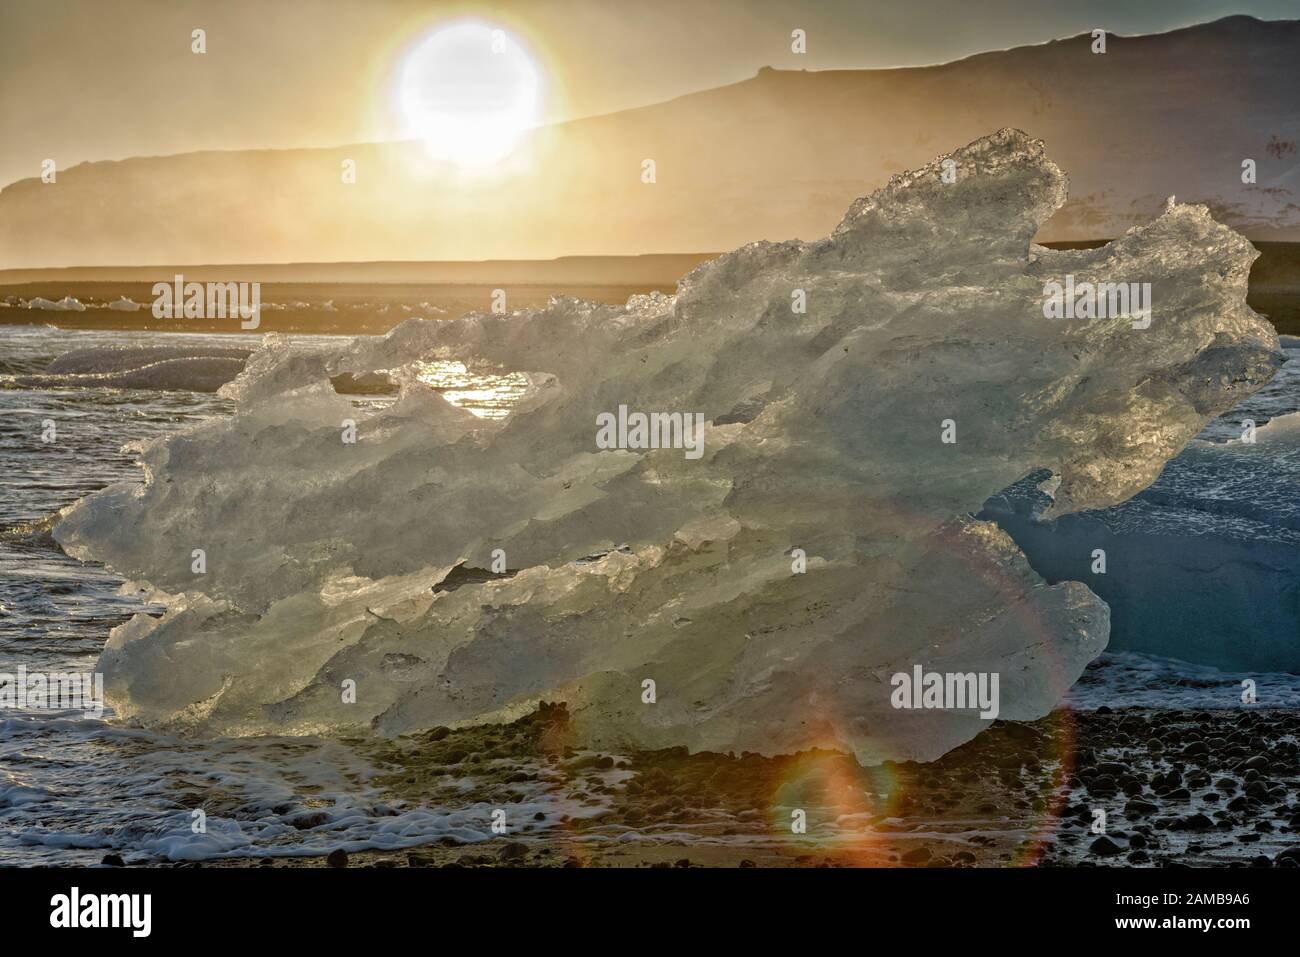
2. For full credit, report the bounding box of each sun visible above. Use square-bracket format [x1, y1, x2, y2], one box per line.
[393, 21, 543, 170]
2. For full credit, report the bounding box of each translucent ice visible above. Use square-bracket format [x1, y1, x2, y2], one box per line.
[54, 130, 1280, 762]
[985, 390, 1300, 673]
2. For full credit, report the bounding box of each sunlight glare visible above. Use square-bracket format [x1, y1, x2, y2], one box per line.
[395, 21, 543, 170]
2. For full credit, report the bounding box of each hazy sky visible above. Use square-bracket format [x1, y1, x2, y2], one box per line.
[1, 0, 1296, 188]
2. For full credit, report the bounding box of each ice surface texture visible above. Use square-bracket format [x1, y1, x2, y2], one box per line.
[986, 394, 1300, 673]
[54, 130, 1280, 762]
[10, 345, 254, 392]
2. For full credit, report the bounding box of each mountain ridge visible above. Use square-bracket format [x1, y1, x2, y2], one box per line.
[4, 14, 1298, 267]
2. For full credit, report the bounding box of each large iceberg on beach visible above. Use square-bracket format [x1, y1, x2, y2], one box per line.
[54, 129, 1280, 762]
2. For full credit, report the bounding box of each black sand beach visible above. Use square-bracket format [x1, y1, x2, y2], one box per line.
[170, 704, 1300, 869]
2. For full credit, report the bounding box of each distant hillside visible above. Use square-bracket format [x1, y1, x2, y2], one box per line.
[0, 253, 717, 287]
[2, 15, 1298, 268]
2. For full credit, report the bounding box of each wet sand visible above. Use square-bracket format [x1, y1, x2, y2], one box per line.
[158, 703, 1300, 869]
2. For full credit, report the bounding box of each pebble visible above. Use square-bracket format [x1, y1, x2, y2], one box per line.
[901, 847, 932, 865]
[497, 841, 529, 862]
[1125, 798, 1157, 817]
[1089, 836, 1123, 856]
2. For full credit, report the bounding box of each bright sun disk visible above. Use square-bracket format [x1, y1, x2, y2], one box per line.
[395, 21, 542, 170]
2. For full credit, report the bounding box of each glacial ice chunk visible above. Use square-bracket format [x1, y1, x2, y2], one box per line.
[984, 402, 1300, 673]
[53, 130, 1280, 762]
[24, 345, 255, 392]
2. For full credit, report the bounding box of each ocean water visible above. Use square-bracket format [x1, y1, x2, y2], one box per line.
[0, 327, 581, 865]
[2, 324, 1298, 865]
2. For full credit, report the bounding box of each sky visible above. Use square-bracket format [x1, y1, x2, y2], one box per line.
[1, 0, 1297, 189]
